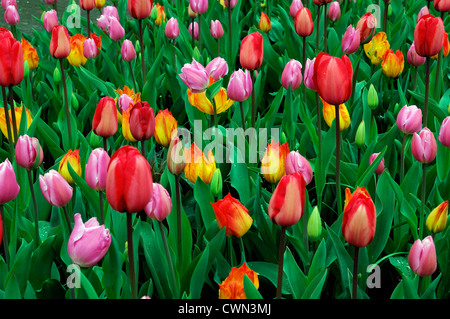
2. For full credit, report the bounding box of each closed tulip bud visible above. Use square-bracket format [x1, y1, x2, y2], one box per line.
[294, 7, 314, 37]
[0, 159, 20, 204]
[261, 141, 290, 183]
[212, 193, 253, 237]
[369, 152, 385, 175]
[85, 148, 110, 191]
[129, 101, 155, 141]
[407, 43, 426, 67]
[53, 66, 61, 83]
[368, 84, 378, 110]
[43, 9, 58, 32]
[15, 135, 44, 170]
[341, 25, 361, 55]
[39, 169, 73, 207]
[94, 0, 105, 9]
[439, 116, 450, 148]
[165, 17, 180, 39]
[145, 183, 172, 221]
[83, 38, 98, 59]
[107, 17, 124, 41]
[80, 0, 95, 11]
[119, 40, 136, 63]
[184, 142, 216, 184]
[328, 1, 341, 21]
[0, 35, 24, 87]
[209, 20, 223, 40]
[154, 109, 177, 147]
[219, 263, 259, 299]
[210, 168, 223, 197]
[258, 12, 271, 33]
[268, 171, 306, 226]
[179, 58, 209, 93]
[396, 105, 422, 135]
[188, 4, 198, 18]
[167, 136, 186, 175]
[414, 14, 445, 57]
[127, 0, 153, 20]
[355, 120, 365, 147]
[92, 96, 118, 137]
[408, 236, 437, 277]
[342, 187, 376, 248]
[411, 127, 437, 164]
[356, 12, 377, 44]
[68, 213, 111, 268]
[381, 49, 404, 78]
[307, 206, 322, 242]
[189, 0, 208, 14]
[239, 32, 264, 71]
[227, 69, 253, 102]
[50, 25, 71, 59]
[322, 98, 351, 131]
[289, 0, 303, 18]
[285, 150, 313, 184]
[281, 59, 303, 91]
[417, 6, 429, 22]
[4, 5, 19, 25]
[188, 21, 199, 40]
[426, 201, 448, 234]
[206, 57, 228, 81]
[224, 0, 237, 8]
[303, 58, 316, 91]
[313, 53, 353, 106]
[106, 145, 153, 213]
[434, 0, 450, 12]
[59, 149, 82, 184]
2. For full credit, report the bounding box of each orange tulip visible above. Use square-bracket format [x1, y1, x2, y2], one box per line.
[184, 142, 216, 184]
[321, 97, 351, 131]
[121, 104, 137, 142]
[218, 263, 259, 299]
[154, 109, 177, 147]
[381, 49, 404, 78]
[261, 141, 289, 183]
[258, 12, 271, 33]
[58, 149, 82, 184]
[67, 34, 87, 67]
[21, 38, 39, 70]
[155, 3, 165, 26]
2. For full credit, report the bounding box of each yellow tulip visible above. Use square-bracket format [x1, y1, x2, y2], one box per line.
[381, 49, 404, 78]
[184, 142, 216, 184]
[321, 97, 351, 131]
[364, 32, 390, 65]
[67, 34, 87, 67]
[426, 201, 448, 234]
[58, 149, 82, 184]
[0, 106, 33, 143]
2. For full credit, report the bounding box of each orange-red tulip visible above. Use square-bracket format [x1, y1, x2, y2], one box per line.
[239, 32, 264, 71]
[261, 141, 289, 183]
[218, 263, 259, 299]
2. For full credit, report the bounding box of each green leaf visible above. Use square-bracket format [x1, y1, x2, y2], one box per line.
[193, 177, 216, 229]
[4, 274, 21, 299]
[283, 247, 306, 299]
[302, 269, 328, 299]
[102, 236, 123, 299]
[5, 239, 34, 296]
[243, 274, 263, 299]
[29, 235, 57, 291]
[189, 246, 209, 299]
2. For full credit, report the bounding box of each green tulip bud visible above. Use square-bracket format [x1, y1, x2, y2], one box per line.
[150, 5, 157, 20]
[279, 131, 287, 145]
[135, 40, 141, 54]
[210, 169, 223, 197]
[368, 84, 378, 110]
[448, 103, 450, 115]
[355, 120, 365, 147]
[89, 132, 101, 148]
[71, 93, 79, 111]
[394, 102, 400, 115]
[193, 47, 201, 62]
[23, 60, 29, 78]
[53, 67, 61, 84]
[307, 206, 322, 242]
[388, 4, 392, 17]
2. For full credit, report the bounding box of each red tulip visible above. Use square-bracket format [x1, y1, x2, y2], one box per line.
[49, 25, 71, 59]
[312, 53, 353, 106]
[0, 35, 24, 87]
[294, 7, 314, 37]
[80, 0, 95, 11]
[414, 14, 445, 57]
[127, 0, 153, 20]
[106, 145, 153, 213]
[129, 101, 155, 141]
[92, 96, 118, 138]
[212, 193, 253, 238]
[356, 12, 377, 44]
[434, 0, 450, 12]
[239, 32, 264, 71]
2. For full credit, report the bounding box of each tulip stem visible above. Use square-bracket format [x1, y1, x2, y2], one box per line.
[0, 204, 9, 265]
[1, 86, 14, 160]
[27, 170, 40, 248]
[86, 10, 91, 38]
[126, 213, 137, 299]
[139, 19, 146, 87]
[175, 174, 182, 268]
[316, 6, 321, 53]
[323, 3, 328, 53]
[383, 0, 388, 33]
[420, 164, 426, 239]
[191, 18, 195, 49]
[239, 103, 246, 130]
[400, 134, 406, 184]
[251, 71, 256, 129]
[59, 59, 73, 150]
[352, 246, 359, 299]
[8, 86, 17, 144]
[315, 93, 322, 212]
[239, 237, 246, 264]
[141, 140, 146, 157]
[228, 5, 232, 63]
[335, 104, 342, 216]
[424, 57, 430, 127]
[198, 15, 202, 53]
[276, 226, 286, 299]
[62, 205, 72, 234]
[99, 190, 104, 225]
[158, 221, 179, 298]
[128, 61, 138, 93]
[103, 137, 108, 155]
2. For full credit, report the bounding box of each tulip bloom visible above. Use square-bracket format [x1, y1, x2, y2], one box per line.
[68, 213, 111, 268]
[285, 150, 313, 184]
[21, 38, 39, 70]
[67, 34, 87, 67]
[154, 109, 177, 147]
[167, 136, 186, 176]
[145, 183, 172, 221]
[80, 0, 95, 11]
[188, 21, 199, 40]
[43, 9, 58, 33]
[212, 193, 253, 238]
[417, 6, 429, 22]
[154, 3, 165, 26]
[59, 149, 82, 184]
[240, 32, 264, 71]
[439, 117, 450, 148]
[50, 25, 71, 59]
[369, 152, 385, 175]
[85, 148, 110, 191]
[414, 14, 445, 57]
[39, 169, 73, 207]
[189, 0, 208, 14]
[92, 96, 118, 138]
[129, 101, 155, 141]
[0, 35, 24, 87]
[408, 236, 437, 277]
[107, 17, 125, 42]
[184, 142, 216, 184]
[106, 145, 153, 213]
[294, 7, 313, 37]
[127, 0, 153, 20]
[118, 94, 134, 113]
[219, 263, 259, 299]
[341, 25, 360, 55]
[0, 159, 20, 204]
[381, 49, 404, 78]
[226, 69, 253, 102]
[15, 135, 44, 170]
[206, 57, 228, 81]
[94, 0, 105, 9]
[303, 58, 316, 91]
[396, 105, 422, 135]
[83, 38, 98, 59]
[268, 171, 306, 226]
[121, 39, 136, 62]
[179, 58, 210, 93]
[4, 5, 19, 25]
[187, 83, 234, 115]
[363, 32, 390, 65]
[356, 12, 377, 44]
[0, 106, 32, 143]
[313, 53, 353, 106]
[328, 1, 341, 21]
[407, 43, 426, 67]
[261, 141, 290, 183]
[411, 127, 437, 164]
[1, 0, 16, 10]
[289, 0, 303, 18]
[321, 98, 351, 131]
[258, 12, 271, 33]
[434, 0, 450, 12]
[342, 187, 376, 248]
[165, 17, 179, 39]
[426, 201, 448, 234]
[121, 105, 137, 143]
[210, 20, 224, 39]
[281, 59, 303, 90]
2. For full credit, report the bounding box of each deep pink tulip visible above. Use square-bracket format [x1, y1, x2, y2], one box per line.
[281, 59, 303, 90]
[188, 21, 199, 40]
[210, 20, 224, 39]
[369, 152, 385, 175]
[85, 148, 110, 191]
[107, 17, 124, 41]
[68, 213, 111, 268]
[4, 5, 19, 26]
[396, 105, 422, 134]
[45, 0, 58, 4]
[285, 151, 313, 184]
[190, 0, 208, 14]
[206, 57, 228, 81]
[39, 169, 73, 207]
[144, 183, 172, 221]
[164, 17, 179, 39]
[341, 25, 360, 55]
[179, 58, 209, 93]
[411, 127, 437, 164]
[43, 9, 58, 33]
[328, 1, 341, 21]
[226, 69, 253, 102]
[438, 116, 450, 148]
[83, 38, 99, 59]
[289, 0, 303, 18]
[97, 6, 119, 33]
[121, 39, 136, 62]
[408, 236, 437, 277]
[303, 58, 316, 91]
[15, 135, 44, 170]
[0, 159, 20, 204]
[407, 43, 426, 67]
[224, 0, 237, 8]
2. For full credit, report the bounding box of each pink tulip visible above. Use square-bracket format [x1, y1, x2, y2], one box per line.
[439, 116, 450, 148]
[206, 57, 228, 81]
[45, 0, 58, 4]
[285, 151, 313, 184]
[328, 1, 341, 21]
[408, 236, 437, 277]
[107, 17, 124, 41]
[190, 0, 208, 14]
[121, 39, 136, 62]
[164, 17, 179, 39]
[281, 59, 303, 90]
[210, 20, 224, 39]
[43, 9, 58, 33]
[85, 148, 110, 191]
[0, 159, 20, 204]
[15, 135, 44, 170]
[396, 105, 423, 134]
[369, 152, 385, 175]
[179, 58, 210, 93]
[97, 6, 119, 33]
[118, 94, 134, 112]
[224, 0, 237, 8]
[145, 183, 172, 221]
[289, 0, 303, 18]
[407, 43, 426, 67]
[226, 69, 253, 102]
[102, 5, 119, 20]
[341, 25, 360, 55]
[39, 169, 73, 207]
[303, 58, 316, 91]
[4, 5, 19, 25]
[1, 0, 16, 10]
[417, 6, 429, 22]
[188, 21, 199, 40]
[68, 213, 111, 268]
[83, 38, 99, 59]
[411, 127, 437, 164]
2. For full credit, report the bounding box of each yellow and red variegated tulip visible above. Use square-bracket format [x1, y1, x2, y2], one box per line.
[184, 142, 216, 184]
[261, 141, 290, 183]
[67, 34, 87, 67]
[154, 109, 177, 147]
[364, 32, 390, 66]
[321, 98, 351, 131]
[58, 149, 82, 184]
[0, 106, 32, 143]
[426, 201, 448, 234]
[381, 49, 404, 78]
[218, 263, 259, 299]
[50, 25, 71, 59]
[21, 38, 39, 70]
[187, 77, 234, 115]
